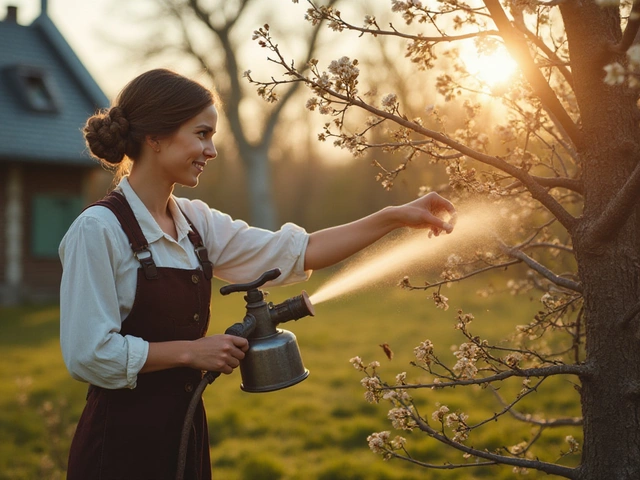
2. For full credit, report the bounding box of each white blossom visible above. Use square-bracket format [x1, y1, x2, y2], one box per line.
[452, 429, 469, 443]
[368, 361, 380, 370]
[366, 431, 404, 461]
[361, 376, 382, 404]
[367, 431, 390, 454]
[381, 93, 398, 109]
[453, 343, 480, 379]
[388, 407, 417, 430]
[349, 356, 365, 371]
[364, 14, 376, 27]
[431, 404, 450, 422]
[390, 435, 406, 450]
[510, 441, 528, 455]
[628, 45, 640, 68]
[305, 97, 319, 111]
[603, 62, 625, 85]
[566, 435, 580, 453]
[432, 291, 449, 310]
[504, 352, 523, 367]
[414, 339, 434, 364]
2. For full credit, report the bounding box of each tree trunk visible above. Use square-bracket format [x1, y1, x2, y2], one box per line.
[561, 4, 640, 478]
[243, 146, 277, 230]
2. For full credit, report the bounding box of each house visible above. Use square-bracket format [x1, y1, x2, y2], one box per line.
[0, 1, 109, 304]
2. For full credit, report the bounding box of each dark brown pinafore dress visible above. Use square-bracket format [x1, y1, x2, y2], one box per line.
[67, 192, 214, 480]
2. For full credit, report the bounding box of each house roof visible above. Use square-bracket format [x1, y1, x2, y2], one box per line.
[0, 10, 110, 167]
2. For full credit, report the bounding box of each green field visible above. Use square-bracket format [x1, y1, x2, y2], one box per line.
[0, 271, 581, 479]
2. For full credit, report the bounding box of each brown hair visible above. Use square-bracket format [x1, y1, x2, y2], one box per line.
[83, 69, 215, 178]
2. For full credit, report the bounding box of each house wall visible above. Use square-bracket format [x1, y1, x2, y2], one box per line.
[0, 162, 92, 304]
[22, 164, 89, 302]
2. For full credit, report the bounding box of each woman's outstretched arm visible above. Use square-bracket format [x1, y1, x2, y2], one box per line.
[304, 192, 456, 271]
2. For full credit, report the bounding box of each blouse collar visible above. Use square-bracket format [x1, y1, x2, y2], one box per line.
[116, 177, 191, 244]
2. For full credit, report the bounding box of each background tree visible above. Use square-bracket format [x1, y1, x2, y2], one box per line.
[249, 0, 640, 478]
[118, 0, 338, 228]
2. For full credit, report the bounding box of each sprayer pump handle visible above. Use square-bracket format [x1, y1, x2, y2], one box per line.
[219, 268, 282, 295]
[224, 314, 257, 338]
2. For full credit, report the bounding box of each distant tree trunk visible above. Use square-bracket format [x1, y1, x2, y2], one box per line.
[561, 4, 640, 479]
[243, 146, 276, 229]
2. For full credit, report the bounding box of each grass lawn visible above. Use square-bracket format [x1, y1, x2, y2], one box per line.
[0, 269, 581, 479]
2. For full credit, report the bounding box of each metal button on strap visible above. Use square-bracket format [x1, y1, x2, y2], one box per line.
[184, 382, 194, 392]
[193, 313, 200, 322]
[191, 274, 199, 284]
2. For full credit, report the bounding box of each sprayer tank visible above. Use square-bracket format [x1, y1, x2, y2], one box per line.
[239, 329, 309, 393]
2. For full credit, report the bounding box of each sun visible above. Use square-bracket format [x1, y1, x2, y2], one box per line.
[462, 46, 519, 87]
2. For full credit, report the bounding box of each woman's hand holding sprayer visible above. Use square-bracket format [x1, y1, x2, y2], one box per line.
[141, 335, 249, 375]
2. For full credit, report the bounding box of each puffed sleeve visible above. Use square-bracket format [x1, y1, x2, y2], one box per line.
[59, 212, 148, 389]
[177, 198, 311, 285]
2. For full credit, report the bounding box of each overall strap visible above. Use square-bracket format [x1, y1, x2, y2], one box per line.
[90, 191, 159, 280]
[181, 212, 214, 280]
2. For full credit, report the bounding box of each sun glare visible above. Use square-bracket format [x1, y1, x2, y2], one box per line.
[463, 48, 519, 87]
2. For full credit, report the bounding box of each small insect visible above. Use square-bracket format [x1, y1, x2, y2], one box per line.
[379, 343, 394, 360]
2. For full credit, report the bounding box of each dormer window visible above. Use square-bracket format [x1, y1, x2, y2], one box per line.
[5, 65, 60, 113]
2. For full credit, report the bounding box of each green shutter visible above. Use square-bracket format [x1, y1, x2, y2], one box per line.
[32, 194, 83, 258]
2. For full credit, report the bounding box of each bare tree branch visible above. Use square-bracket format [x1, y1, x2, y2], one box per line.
[411, 414, 578, 478]
[185, 0, 252, 148]
[498, 240, 583, 293]
[518, 175, 583, 194]
[389, 363, 588, 390]
[511, 9, 574, 88]
[469, 378, 548, 429]
[524, 242, 574, 254]
[584, 155, 640, 244]
[187, 0, 250, 33]
[612, 0, 640, 53]
[401, 260, 521, 293]
[317, 21, 502, 44]
[482, 0, 582, 148]
[491, 387, 583, 426]
[379, 452, 497, 470]
[262, 0, 340, 148]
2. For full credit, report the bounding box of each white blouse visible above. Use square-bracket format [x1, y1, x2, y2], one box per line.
[59, 177, 310, 390]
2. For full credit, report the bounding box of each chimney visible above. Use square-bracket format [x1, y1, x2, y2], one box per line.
[41, 0, 48, 16]
[5, 6, 18, 23]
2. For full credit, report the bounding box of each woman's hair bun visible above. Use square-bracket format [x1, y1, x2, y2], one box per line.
[83, 106, 130, 165]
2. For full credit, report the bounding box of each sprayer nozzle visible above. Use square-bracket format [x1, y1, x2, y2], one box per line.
[301, 291, 315, 317]
[269, 291, 315, 325]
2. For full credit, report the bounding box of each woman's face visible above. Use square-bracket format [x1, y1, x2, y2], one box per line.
[155, 105, 218, 188]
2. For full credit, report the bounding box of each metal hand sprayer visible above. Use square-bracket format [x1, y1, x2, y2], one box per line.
[220, 267, 315, 392]
[177, 268, 315, 479]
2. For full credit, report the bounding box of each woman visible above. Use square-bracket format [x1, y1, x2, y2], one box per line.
[59, 68, 455, 480]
